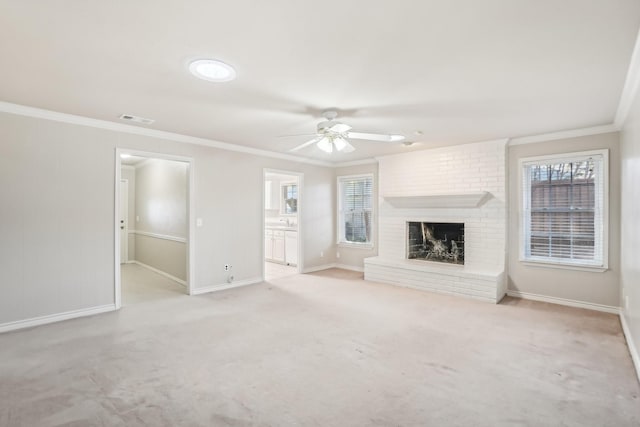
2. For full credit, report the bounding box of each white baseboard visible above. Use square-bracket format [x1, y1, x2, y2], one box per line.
[302, 263, 337, 273]
[506, 290, 620, 314]
[191, 277, 263, 295]
[0, 304, 116, 334]
[131, 260, 186, 287]
[335, 263, 365, 273]
[620, 312, 640, 384]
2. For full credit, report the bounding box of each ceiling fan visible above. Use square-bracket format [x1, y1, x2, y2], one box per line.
[289, 110, 405, 153]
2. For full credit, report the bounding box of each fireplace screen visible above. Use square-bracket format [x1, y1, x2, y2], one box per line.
[407, 222, 464, 265]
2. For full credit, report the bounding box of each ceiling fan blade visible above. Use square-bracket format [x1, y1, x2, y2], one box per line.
[329, 123, 352, 133]
[347, 132, 405, 142]
[277, 133, 318, 138]
[289, 137, 321, 152]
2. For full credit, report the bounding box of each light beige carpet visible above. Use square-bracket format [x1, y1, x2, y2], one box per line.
[0, 265, 638, 426]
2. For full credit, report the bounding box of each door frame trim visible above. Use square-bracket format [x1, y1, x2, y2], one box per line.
[120, 178, 129, 263]
[114, 148, 196, 309]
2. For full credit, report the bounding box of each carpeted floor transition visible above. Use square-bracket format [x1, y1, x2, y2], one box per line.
[0, 265, 638, 426]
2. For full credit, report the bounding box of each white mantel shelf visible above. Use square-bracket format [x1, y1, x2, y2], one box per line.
[382, 192, 491, 209]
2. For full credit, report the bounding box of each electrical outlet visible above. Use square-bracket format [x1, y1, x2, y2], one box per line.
[224, 264, 230, 271]
[320, 251, 324, 258]
[196, 218, 203, 227]
[336, 252, 340, 259]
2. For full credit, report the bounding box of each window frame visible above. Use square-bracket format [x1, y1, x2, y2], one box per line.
[280, 181, 298, 216]
[518, 149, 609, 272]
[337, 173, 375, 249]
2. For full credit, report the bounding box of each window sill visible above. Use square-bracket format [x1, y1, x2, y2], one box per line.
[337, 242, 374, 250]
[520, 259, 608, 273]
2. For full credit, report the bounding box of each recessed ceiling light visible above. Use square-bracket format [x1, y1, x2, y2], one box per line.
[189, 59, 236, 82]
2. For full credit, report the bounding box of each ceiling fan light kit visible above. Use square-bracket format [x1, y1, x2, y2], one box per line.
[333, 136, 348, 151]
[289, 110, 405, 154]
[317, 137, 334, 153]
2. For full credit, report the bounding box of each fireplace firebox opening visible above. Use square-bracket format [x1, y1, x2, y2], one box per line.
[407, 222, 464, 265]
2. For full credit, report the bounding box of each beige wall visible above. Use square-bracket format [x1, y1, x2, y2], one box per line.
[135, 234, 187, 281]
[620, 88, 640, 365]
[121, 167, 136, 260]
[0, 114, 115, 323]
[333, 163, 378, 270]
[135, 159, 188, 238]
[134, 158, 188, 281]
[0, 111, 335, 325]
[507, 132, 621, 307]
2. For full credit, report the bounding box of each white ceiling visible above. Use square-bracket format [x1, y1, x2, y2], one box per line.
[1, 1, 639, 163]
[120, 155, 146, 166]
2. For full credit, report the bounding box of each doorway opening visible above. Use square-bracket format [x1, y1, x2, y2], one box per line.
[115, 149, 195, 308]
[264, 169, 303, 281]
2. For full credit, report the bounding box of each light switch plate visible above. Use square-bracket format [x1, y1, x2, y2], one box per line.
[196, 218, 203, 227]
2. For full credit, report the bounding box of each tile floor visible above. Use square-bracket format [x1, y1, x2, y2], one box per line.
[265, 261, 298, 281]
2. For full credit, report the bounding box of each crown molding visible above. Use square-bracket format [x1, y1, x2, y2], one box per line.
[374, 137, 510, 163]
[0, 100, 624, 166]
[508, 124, 618, 146]
[615, 25, 640, 128]
[0, 101, 334, 168]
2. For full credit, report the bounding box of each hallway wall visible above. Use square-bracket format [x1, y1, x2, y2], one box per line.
[134, 158, 188, 281]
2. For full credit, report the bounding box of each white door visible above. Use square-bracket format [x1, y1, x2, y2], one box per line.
[120, 179, 128, 264]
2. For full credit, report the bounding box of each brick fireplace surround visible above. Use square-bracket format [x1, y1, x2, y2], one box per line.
[364, 139, 508, 303]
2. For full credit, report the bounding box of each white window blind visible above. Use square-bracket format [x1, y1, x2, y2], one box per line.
[521, 151, 607, 268]
[338, 175, 373, 245]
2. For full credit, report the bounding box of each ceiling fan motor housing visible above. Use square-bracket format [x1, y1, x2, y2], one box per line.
[289, 109, 402, 153]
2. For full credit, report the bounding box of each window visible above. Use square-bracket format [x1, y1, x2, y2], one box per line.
[520, 150, 608, 269]
[338, 174, 373, 246]
[280, 182, 297, 214]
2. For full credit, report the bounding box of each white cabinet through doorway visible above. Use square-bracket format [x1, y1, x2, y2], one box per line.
[265, 229, 296, 266]
[285, 231, 297, 266]
[265, 229, 285, 263]
[273, 230, 285, 262]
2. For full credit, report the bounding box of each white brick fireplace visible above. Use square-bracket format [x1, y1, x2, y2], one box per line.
[365, 139, 508, 303]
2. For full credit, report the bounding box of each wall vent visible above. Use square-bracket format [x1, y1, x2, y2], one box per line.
[118, 114, 155, 125]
